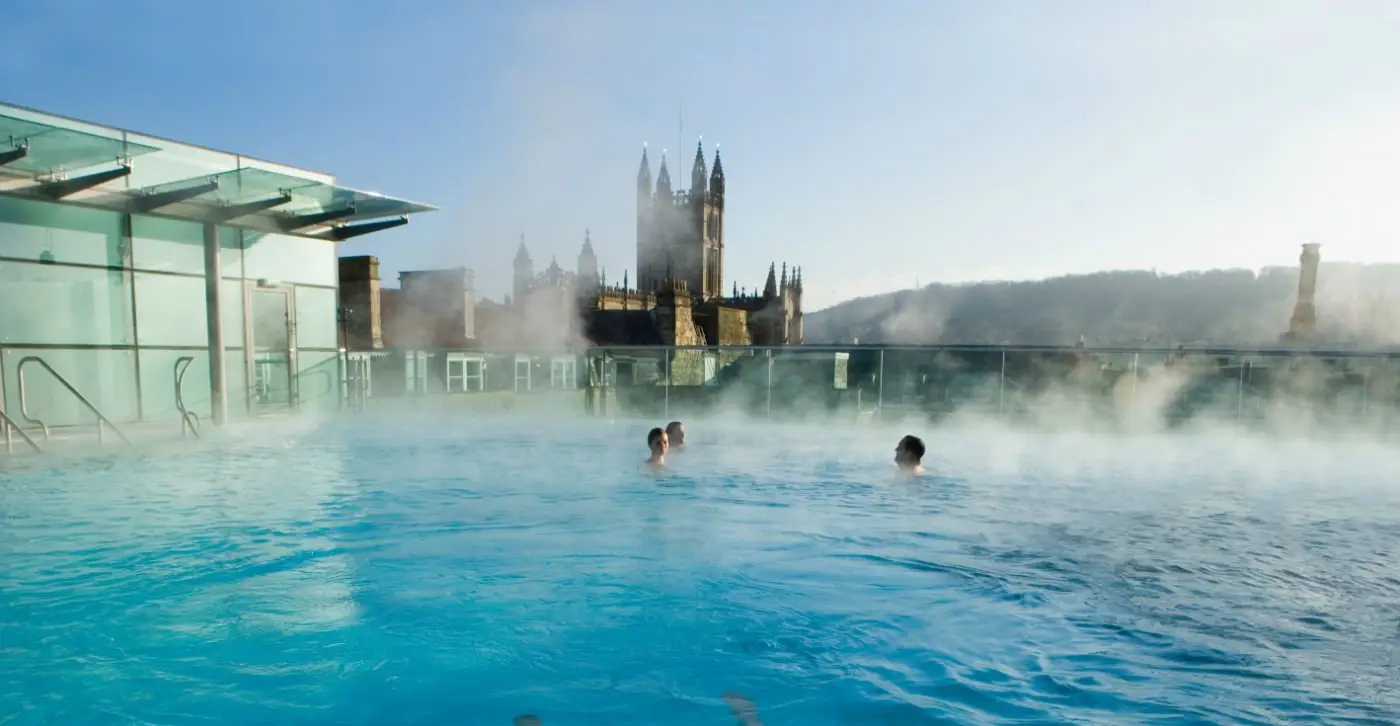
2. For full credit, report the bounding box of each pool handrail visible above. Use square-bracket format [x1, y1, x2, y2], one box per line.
[173, 356, 201, 439]
[17, 355, 133, 445]
[0, 406, 43, 454]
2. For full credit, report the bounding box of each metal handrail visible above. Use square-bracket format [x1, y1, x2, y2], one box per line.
[0, 407, 43, 454]
[17, 356, 133, 445]
[174, 356, 201, 439]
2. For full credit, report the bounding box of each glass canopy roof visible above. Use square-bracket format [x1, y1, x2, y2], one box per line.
[0, 105, 434, 234]
[140, 167, 435, 221]
[0, 112, 158, 174]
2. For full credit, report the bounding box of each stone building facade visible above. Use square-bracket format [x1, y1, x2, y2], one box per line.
[341, 141, 805, 353]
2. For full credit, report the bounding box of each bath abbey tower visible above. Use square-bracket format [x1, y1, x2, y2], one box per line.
[489, 140, 805, 349]
[635, 142, 726, 300]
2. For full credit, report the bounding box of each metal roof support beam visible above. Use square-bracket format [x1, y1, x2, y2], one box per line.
[132, 178, 220, 213]
[0, 142, 28, 167]
[210, 191, 293, 222]
[317, 216, 408, 241]
[280, 204, 356, 231]
[36, 163, 131, 200]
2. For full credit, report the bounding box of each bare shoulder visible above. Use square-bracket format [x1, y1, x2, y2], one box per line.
[723, 692, 764, 726]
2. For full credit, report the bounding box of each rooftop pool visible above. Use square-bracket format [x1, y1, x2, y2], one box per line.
[3, 415, 1399, 724]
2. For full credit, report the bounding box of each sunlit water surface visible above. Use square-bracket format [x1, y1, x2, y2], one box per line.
[3, 415, 1400, 725]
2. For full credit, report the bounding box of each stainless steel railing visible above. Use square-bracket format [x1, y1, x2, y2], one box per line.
[0, 407, 43, 454]
[173, 356, 201, 439]
[17, 356, 133, 446]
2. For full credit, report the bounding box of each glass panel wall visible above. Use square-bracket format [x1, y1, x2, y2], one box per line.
[131, 215, 205, 275]
[294, 285, 340, 350]
[0, 195, 124, 267]
[133, 273, 208, 347]
[0, 348, 139, 428]
[0, 191, 347, 432]
[138, 349, 211, 423]
[221, 279, 245, 349]
[220, 227, 244, 279]
[0, 261, 132, 346]
[225, 349, 249, 418]
[242, 232, 337, 286]
[296, 350, 340, 413]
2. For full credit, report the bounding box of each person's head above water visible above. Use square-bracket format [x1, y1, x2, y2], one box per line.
[647, 426, 669, 463]
[895, 434, 925, 472]
[665, 421, 685, 448]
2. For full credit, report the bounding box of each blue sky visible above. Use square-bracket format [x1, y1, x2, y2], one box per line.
[4, 0, 1399, 311]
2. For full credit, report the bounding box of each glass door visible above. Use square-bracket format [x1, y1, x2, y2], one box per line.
[249, 286, 296, 411]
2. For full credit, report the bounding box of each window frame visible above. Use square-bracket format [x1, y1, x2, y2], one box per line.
[514, 354, 532, 392]
[550, 356, 577, 390]
[446, 353, 486, 393]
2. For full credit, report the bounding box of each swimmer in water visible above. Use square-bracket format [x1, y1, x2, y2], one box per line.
[513, 717, 541, 726]
[894, 434, 925, 475]
[644, 426, 669, 470]
[723, 692, 765, 726]
[665, 420, 686, 450]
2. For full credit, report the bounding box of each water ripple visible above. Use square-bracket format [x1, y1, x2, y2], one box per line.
[2, 418, 1400, 724]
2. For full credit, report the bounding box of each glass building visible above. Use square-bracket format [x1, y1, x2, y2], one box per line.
[0, 102, 434, 440]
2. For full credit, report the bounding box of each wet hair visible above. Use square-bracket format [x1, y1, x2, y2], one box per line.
[898, 434, 925, 461]
[665, 421, 684, 437]
[647, 427, 666, 447]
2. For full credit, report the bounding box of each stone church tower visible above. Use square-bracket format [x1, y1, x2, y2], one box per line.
[635, 141, 725, 299]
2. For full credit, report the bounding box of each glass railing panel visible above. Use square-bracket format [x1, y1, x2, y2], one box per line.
[601, 347, 672, 419]
[324, 344, 1400, 433]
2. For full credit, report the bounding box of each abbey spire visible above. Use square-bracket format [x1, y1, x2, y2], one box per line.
[512, 233, 533, 306]
[709, 146, 725, 205]
[690, 138, 708, 195]
[636, 144, 652, 201]
[655, 150, 672, 199]
[577, 228, 598, 291]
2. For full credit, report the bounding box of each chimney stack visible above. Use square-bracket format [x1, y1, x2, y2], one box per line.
[1286, 242, 1322, 341]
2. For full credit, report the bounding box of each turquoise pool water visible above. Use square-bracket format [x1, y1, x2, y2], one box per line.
[2, 416, 1399, 724]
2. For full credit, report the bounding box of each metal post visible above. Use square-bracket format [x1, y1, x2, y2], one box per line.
[998, 350, 1006, 415]
[877, 349, 885, 413]
[600, 352, 610, 418]
[1236, 359, 1246, 420]
[765, 349, 773, 420]
[1361, 364, 1370, 418]
[1, 354, 9, 453]
[203, 222, 229, 426]
[1131, 353, 1140, 400]
[663, 351, 670, 417]
[337, 306, 350, 412]
[122, 213, 145, 423]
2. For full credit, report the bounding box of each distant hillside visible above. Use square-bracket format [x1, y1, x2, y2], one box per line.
[804, 263, 1400, 347]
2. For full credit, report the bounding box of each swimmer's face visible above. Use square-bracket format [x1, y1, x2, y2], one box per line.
[650, 432, 669, 455]
[669, 426, 685, 446]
